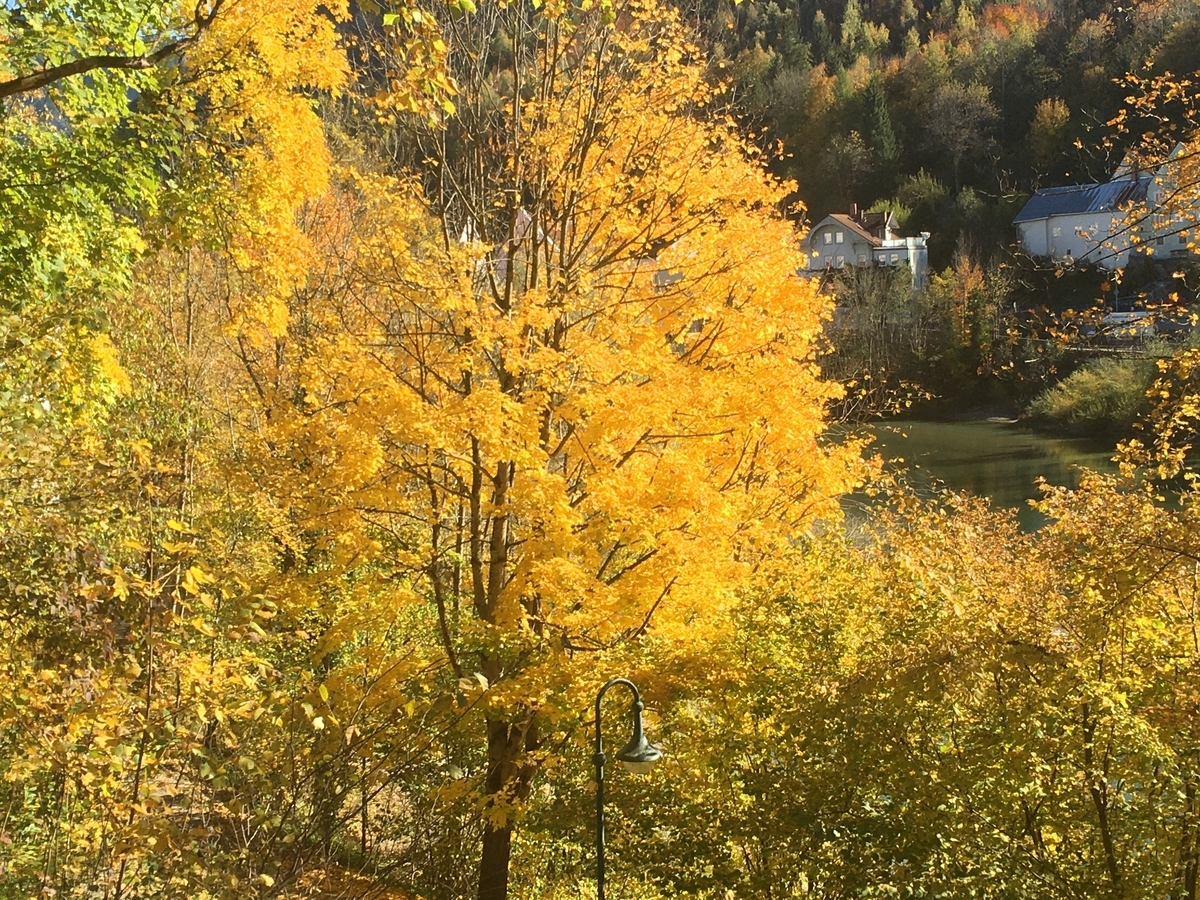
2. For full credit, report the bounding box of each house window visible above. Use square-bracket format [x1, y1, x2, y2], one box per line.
[835, 231, 844, 244]
[1051, 226, 1062, 237]
[836, 255, 845, 266]
[858, 254, 867, 264]
[824, 232, 833, 244]
[890, 252, 899, 263]
[1157, 236, 1164, 245]
[1180, 234, 1188, 245]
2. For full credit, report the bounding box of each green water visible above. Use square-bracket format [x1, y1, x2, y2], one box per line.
[858, 420, 1121, 530]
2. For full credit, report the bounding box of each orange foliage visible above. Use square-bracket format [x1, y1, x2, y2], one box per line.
[981, 1, 1047, 42]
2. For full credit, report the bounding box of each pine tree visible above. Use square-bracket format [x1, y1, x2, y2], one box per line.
[780, 11, 813, 69]
[840, 0, 864, 62]
[812, 10, 835, 68]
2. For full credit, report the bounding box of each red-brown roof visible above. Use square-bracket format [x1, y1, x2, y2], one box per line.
[859, 210, 896, 237]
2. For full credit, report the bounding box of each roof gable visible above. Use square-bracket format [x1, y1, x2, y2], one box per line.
[858, 210, 896, 237]
[809, 214, 881, 246]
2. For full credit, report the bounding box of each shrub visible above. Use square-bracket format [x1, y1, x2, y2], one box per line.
[1026, 355, 1158, 434]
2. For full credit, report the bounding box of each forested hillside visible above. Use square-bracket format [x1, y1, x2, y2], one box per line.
[688, 0, 1200, 264]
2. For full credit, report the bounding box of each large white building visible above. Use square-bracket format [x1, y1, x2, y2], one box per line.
[1012, 180, 1146, 268]
[1013, 145, 1196, 269]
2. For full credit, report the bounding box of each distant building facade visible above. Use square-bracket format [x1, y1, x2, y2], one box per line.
[804, 205, 929, 289]
[1012, 180, 1147, 268]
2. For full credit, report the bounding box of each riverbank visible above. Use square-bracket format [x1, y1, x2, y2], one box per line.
[899, 398, 1131, 440]
[899, 353, 1156, 442]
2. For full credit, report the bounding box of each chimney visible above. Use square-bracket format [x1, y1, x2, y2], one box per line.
[850, 202, 859, 220]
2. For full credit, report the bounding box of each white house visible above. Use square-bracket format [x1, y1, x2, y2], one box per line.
[1013, 180, 1147, 268]
[804, 206, 929, 288]
[1013, 144, 1197, 269]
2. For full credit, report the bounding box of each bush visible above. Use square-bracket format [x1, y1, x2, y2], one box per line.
[1025, 354, 1159, 434]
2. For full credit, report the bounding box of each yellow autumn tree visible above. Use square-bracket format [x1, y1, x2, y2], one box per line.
[221, 2, 862, 896]
[588, 473, 1200, 900]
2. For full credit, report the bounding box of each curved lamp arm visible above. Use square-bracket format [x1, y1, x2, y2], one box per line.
[594, 677, 639, 766]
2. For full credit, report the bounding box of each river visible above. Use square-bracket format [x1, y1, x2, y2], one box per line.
[855, 419, 1122, 530]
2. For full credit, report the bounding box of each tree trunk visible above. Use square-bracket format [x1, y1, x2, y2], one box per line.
[477, 716, 514, 900]
[476, 711, 539, 900]
[477, 822, 513, 900]
[1082, 702, 1122, 896]
[1178, 776, 1199, 900]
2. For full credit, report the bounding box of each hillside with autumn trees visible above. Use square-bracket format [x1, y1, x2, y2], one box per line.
[703, 0, 1197, 256]
[7, 1, 1200, 899]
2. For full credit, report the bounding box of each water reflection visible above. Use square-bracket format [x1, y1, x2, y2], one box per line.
[855, 420, 1121, 531]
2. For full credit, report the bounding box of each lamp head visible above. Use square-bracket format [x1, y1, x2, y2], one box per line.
[614, 696, 663, 774]
[615, 736, 663, 774]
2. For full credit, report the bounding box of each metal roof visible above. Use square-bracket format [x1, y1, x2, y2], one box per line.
[1012, 180, 1147, 224]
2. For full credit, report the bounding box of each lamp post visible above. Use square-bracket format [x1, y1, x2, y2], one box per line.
[593, 677, 663, 900]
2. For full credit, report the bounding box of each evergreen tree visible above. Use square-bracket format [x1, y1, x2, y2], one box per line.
[797, 0, 819, 31]
[867, 76, 899, 161]
[779, 8, 813, 68]
[933, 0, 955, 31]
[812, 10, 835, 68]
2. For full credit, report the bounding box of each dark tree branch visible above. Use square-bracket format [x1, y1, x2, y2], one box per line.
[0, 0, 226, 100]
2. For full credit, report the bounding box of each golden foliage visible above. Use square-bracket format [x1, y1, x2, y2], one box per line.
[210, 2, 862, 890]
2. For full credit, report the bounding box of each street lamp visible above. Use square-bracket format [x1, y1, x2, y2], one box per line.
[594, 677, 663, 900]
